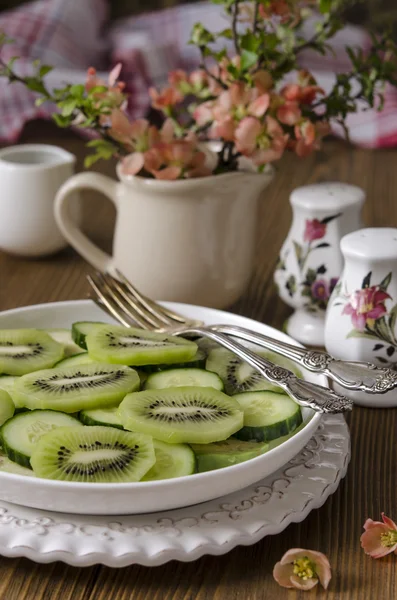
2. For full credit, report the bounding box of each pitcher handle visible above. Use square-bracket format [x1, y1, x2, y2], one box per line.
[54, 172, 119, 273]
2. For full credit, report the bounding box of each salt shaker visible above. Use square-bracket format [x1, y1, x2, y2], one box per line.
[274, 182, 365, 346]
[325, 227, 397, 407]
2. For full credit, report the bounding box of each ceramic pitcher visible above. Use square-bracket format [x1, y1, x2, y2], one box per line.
[54, 158, 274, 309]
[325, 227, 397, 407]
[274, 182, 365, 346]
[0, 144, 80, 257]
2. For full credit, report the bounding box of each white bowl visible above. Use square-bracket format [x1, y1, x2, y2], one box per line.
[0, 300, 324, 515]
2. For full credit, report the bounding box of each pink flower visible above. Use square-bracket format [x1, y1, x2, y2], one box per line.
[235, 115, 288, 164]
[277, 100, 301, 125]
[311, 279, 329, 301]
[120, 118, 177, 176]
[343, 286, 391, 331]
[304, 218, 326, 242]
[361, 513, 397, 558]
[144, 140, 211, 180]
[293, 120, 330, 157]
[281, 71, 324, 105]
[149, 86, 183, 112]
[273, 548, 331, 591]
[85, 64, 125, 109]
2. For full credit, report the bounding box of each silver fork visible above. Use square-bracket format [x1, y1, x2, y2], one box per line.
[90, 271, 397, 396]
[87, 271, 353, 414]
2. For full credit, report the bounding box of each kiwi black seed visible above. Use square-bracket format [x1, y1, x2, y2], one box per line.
[30, 426, 156, 482]
[11, 363, 140, 413]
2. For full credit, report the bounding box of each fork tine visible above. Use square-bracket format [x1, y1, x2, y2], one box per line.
[102, 272, 164, 330]
[87, 275, 133, 327]
[114, 269, 187, 325]
[95, 272, 158, 330]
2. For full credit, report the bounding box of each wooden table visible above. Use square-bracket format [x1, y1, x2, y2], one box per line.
[0, 121, 396, 600]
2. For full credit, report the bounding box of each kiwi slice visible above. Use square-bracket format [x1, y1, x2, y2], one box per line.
[72, 322, 108, 349]
[0, 410, 82, 468]
[206, 348, 303, 395]
[0, 329, 64, 376]
[0, 375, 19, 393]
[30, 425, 156, 483]
[54, 352, 97, 368]
[191, 438, 269, 472]
[144, 368, 224, 391]
[138, 349, 207, 373]
[0, 389, 14, 427]
[44, 329, 84, 357]
[142, 439, 196, 481]
[12, 363, 140, 413]
[119, 386, 243, 444]
[86, 325, 198, 367]
[79, 407, 124, 429]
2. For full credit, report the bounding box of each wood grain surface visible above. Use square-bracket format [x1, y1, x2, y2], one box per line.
[0, 121, 396, 599]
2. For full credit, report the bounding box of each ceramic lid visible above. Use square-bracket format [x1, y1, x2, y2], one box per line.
[290, 182, 365, 210]
[341, 227, 397, 261]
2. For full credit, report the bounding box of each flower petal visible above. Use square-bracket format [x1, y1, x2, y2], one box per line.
[235, 117, 262, 154]
[289, 574, 318, 590]
[248, 93, 270, 117]
[366, 305, 387, 319]
[151, 166, 182, 180]
[108, 63, 122, 87]
[273, 561, 295, 588]
[121, 152, 145, 176]
[361, 525, 397, 558]
[382, 513, 397, 530]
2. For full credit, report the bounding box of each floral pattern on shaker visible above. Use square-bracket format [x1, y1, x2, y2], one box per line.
[278, 211, 341, 310]
[341, 271, 397, 364]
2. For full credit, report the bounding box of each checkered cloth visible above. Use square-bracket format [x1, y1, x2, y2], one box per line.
[0, 0, 396, 148]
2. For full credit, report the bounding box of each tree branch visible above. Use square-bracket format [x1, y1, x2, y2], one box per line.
[231, 0, 241, 55]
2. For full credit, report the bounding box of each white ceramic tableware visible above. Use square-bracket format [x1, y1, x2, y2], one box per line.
[325, 227, 397, 407]
[0, 414, 349, 567]
[54, 152, 274, 309]
[0, 144, 80, 257]
[274, 182, 364, 346]
[0, 299, 323, 515]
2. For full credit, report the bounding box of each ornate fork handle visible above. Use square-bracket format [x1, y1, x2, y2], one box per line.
[211, 325, 397, 395]
[172, 326, 352, 414]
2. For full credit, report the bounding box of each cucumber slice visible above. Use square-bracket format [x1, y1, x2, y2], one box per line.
[72, 322, 108, 350]
[206, 348, 303, 395]
[86, 325, 198, 367]
[233, 391, 302, 442]
[44, 328, 84, 357]
[0, 410, 82, 468]
[144, 368, 224, 391]
[0, 389, 14, 427]
[138, 349, 207, 373]
[0, 375, 18, 393]
[54, 352, 97, 368]
[191, 438, 269, 472]
[142, 440, 196, 481]
[79, 407, 124, 429]
[0, 451, 35, 476]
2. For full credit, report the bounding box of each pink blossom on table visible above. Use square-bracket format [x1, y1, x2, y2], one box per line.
[143, 140, 211, 180]
[234, 115, 288, 164]
[361, 513, 397, 558]
[304, 218, 326, 242]
[343, 286, 391, 331]
[273, 548, 332, 590]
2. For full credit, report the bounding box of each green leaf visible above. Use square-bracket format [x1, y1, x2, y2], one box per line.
[379, 272, 392, 291]
[39, 65, 53, 77]
[24, 77, 48, 95]
[346, 330, 379, 341]
[293, 241, 303, 266]
[388, 304, 397, 339]
[189, 23, 215, 46]
[84, 153, 102, 168]
[218, 28, 233, 40]
[35, 97, 47, 107]
[240, 32, 260, 53]
[362, 271, 372, 288]
[60, 98, 78, 117]
[319, 0, 332, 15]
[240, 50, 258, 72]
[52, 113, 72, 127]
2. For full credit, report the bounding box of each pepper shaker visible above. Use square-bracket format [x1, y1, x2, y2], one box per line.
[274, 182, 365, 346]
[325, 227, 397, 407]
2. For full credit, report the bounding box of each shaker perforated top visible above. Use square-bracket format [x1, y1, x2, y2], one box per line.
[290, 182, 365, 211]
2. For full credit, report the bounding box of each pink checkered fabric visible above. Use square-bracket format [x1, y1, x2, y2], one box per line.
[0, 0, 396, 148]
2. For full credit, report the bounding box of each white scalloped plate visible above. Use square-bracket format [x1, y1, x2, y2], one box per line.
[0, 300, 324, 515]
[0, 414, 349, 567]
